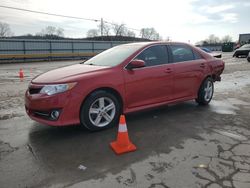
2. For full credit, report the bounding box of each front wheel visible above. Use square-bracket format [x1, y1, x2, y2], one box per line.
[196, 77, 214, 105]
[80, 90, 121, 131]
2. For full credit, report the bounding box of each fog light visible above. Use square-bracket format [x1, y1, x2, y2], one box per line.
[50, 110, 60, 120]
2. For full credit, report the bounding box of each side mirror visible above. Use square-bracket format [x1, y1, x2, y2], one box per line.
[213, 54, 222, 58]
[126, 59, 146, 70]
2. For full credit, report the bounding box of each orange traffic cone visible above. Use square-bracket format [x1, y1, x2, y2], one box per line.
[110, 115, 137, 155]
[19, 68, 24, 80]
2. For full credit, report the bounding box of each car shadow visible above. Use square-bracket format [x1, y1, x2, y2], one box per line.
[28, 101, 212, 186]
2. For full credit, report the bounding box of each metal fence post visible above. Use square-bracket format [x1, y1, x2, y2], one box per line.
[92, 42, 94, 53]
[49, 41, 52, 61]
[23, 40, 26, 54]
[23, 40, 26, 62]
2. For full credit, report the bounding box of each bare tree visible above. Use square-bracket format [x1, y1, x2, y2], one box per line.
[140, 28, 161, 40]
[0, 22, 13, 37]
[45, 26, 56, 35]
[112, 23, 128, 36]
[126, 30, 136, 37]
[206, 34, 220, 44]
[56, 28, 64, 37]
[37, 26, 64, 38]
[221, 35, 233, 43]
[87, 29, 99, 37]
[98, 22, 111, 36]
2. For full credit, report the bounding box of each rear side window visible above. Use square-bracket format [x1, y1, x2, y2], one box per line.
[136, 45, 168, 67]
[193, 50, 203, 60]
[170, 45, 194, 62]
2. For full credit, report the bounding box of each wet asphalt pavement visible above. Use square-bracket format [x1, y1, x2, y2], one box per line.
[0, 53, 250, 188]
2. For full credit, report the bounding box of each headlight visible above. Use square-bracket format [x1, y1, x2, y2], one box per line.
[40, 83, 76, 96]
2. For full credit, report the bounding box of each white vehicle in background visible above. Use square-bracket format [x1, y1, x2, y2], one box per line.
[233, 44, 250, 57]
[199, 47, 222, 58]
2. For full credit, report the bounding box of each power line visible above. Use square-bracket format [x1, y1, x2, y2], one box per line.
[0, 5, 141, 32]
[0, 5, 99, 22]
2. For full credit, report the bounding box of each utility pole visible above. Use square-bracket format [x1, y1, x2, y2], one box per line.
[141, 28, 144, 38]
[101, 18, 103, 37]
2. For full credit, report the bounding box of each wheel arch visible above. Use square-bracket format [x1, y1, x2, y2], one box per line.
[197, 75, 213, 95]
[196, 75, 214, 105]
[201, 74, 213, 85]
[81, 87, 124, 113]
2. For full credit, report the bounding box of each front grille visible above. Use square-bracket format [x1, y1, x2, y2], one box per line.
[29, 87, 42, 94]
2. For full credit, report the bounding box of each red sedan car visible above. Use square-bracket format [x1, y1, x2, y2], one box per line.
[25, 42, 224, 131]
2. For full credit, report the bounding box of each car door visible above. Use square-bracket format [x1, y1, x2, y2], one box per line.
[124, 45, 174, 109]
[169, 44, 206, 99]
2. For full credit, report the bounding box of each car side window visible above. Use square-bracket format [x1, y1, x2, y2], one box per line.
[193, 50, 203, 60]
[170, 45, 195, 62]
[135, 45, 168, 67]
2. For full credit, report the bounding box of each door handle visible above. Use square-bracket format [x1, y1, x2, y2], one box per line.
[200, 63, 205, 68]
[164, 68, 172, 73]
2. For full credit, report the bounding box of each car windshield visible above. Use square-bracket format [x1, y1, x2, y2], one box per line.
[84, 44, 144, 66]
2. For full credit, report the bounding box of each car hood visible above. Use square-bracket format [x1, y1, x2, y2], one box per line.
[32, 64, 108, 84]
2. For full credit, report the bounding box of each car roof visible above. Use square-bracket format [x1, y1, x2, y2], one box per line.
[121, 41, 191, 48]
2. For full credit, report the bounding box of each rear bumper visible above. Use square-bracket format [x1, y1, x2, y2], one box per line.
[214, 75, 221, 81]
[212, 60, 224, 82]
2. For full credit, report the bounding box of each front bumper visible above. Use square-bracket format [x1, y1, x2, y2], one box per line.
[25, 86, 83, 126]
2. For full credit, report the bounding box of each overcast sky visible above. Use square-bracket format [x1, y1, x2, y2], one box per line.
[1, 0, 250, 43]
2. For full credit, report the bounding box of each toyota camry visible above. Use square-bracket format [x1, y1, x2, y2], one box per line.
[25, 42, 225, 131]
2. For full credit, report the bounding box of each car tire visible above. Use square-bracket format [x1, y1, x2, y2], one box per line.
[195, 77, 214, 105]
[80, 90, 121, 131]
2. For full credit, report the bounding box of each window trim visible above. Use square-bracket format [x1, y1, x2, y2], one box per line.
[168, 44, 202, 64]
[192, 49, 204, 60]
[124, 44, 170, 70]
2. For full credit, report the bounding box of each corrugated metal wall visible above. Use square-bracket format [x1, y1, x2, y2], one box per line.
[0, 39, 129, 62]
[239, 34, 250, 44]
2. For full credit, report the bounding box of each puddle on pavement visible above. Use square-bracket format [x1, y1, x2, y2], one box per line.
[209, 98, 250, 115]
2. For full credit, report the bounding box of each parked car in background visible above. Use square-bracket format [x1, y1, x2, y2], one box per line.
[25, 42, 225, 131]
[233, 44, 250, 57]
[200, 47, 222, 58]
[247, 52, 250, 62]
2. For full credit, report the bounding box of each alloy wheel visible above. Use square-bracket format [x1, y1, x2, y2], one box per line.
[204, 80, 213, 102]
[88, 97, 116, 127]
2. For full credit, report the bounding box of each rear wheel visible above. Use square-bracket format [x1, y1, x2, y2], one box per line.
[80, 90, 121, 131]
[196, 77, 214, 105]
